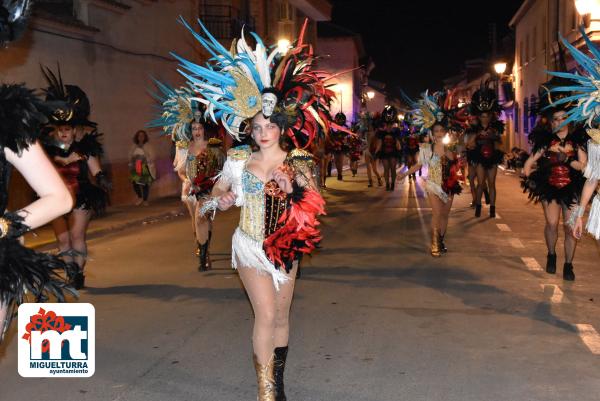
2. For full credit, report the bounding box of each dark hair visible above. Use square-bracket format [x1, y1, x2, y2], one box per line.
[133, 130, 148, 145]
[247, 112, 291, 151]
[431, 122, 447, 133]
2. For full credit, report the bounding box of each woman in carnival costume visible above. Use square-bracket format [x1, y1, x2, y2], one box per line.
[540, 28, 600, 247]
[170, 18, 339, 400]
[40, 66, 111, 290]
[399, 91, 462, 256]
[375, 105, 402, 191]
[0, 0, 77, 342]
[326, 112, 349, 181]
[358, 111, 382, 187]
[150, 83, 225, 271]
[468, 82, 505, 218]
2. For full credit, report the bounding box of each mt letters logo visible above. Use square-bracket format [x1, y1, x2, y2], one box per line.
[18, 303, 95, 377]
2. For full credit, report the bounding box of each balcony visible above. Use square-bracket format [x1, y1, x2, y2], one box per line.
[199, 5, 256, 40]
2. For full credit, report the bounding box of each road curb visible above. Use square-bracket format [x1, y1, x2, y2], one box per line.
[31, 206, 187, 250]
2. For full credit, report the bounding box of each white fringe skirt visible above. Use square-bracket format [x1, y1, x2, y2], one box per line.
[425, 180, 450, 203]
[587, 194, 600, 240]
[231, 228, 289, 290]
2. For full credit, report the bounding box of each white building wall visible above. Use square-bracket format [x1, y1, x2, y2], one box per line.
[1, 1, 202, 206]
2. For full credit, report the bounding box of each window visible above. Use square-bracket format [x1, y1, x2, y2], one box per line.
[525, 33, 530, 62]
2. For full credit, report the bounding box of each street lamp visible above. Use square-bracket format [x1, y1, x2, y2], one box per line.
[366, 91, 375, 100]
[277, 38, 291, 54]
[575, 0, 600, 27]
[494, 62, 507, 75]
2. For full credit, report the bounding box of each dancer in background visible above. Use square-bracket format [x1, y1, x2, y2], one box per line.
[129, 129, 156, 206]
[400, 91, 462, 256]
[375, 106, 402, 191]
[523, 77, 586, 281]
[150, 83, 224, 271]
[468, 82, 504, 218]
[41, 66, 110, 290]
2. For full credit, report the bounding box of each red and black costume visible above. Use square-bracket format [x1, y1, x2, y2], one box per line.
[523, 126, 587, 207]
[44, 133, 108, 214]
[469, 120, 505, 169]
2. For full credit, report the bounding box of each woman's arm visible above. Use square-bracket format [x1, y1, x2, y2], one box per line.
[399, 152, 423, 179]
[87, 156, 102, 176]
[573, 178, 598, 239]
[570, 147, 588, 172]
[4, 142, 73, 229]
[523, 150, 543, 177]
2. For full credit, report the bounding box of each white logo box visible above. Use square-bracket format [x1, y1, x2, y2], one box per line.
[18, 303, 95, 378]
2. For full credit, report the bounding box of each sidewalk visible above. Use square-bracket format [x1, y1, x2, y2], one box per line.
[25, 196, 186, 250]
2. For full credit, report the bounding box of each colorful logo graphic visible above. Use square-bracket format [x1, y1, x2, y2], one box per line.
[18, 303, 95, 377]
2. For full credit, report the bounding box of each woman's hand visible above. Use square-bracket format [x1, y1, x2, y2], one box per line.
[55, 153, 83, 166]
[182, 179, 191, 196]
[573, 216, 584, 240]
[217, 191, 236, 211]
[272, 167, 293, 194]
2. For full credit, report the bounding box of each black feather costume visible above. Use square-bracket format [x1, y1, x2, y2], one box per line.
[0, 84, 77, 343]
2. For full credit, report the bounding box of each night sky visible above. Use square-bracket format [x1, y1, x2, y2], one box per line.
[330, 0, 524, 97]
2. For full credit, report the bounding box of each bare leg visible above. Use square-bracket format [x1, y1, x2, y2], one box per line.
[439, 195, 454, 236]
[382, 159, 391, 187]
[238, 267, 278, 364]
[542, 201, 561, 255]
[486, 166, 498, 206]
[334, 153, 344, 179]
[429, 194, 443, 233]
[69, 208, 92, 269]
[193, 201, 211, 244]
[51, 215, 72, 258]
[561, 203, 578, 263]
[468, 163, 477, 204]
[390, 158, 398, 188]
[474, 164, 487, 206]
[274, 263, 298, 347]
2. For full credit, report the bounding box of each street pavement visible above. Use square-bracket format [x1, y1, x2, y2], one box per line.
[1, 165, 600, 401]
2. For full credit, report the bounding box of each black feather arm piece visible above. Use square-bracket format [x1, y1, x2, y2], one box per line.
[75, 130, 104, 157]
[94, 171, 112, 192]
[0, 210, 31, 239]
[492, 120, 505, 136]
[0, 84, 49, 154]
[0, 210, 79, 342]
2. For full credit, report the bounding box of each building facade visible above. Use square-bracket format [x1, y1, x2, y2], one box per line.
[2, 0, 331, 209]
[509, 0, 600, 151]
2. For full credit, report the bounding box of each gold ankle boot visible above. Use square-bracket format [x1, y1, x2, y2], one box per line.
[431, 229, 442, 257]
[253, 354, 276, 401]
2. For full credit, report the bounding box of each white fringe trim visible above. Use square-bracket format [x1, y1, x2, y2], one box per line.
[586, 194, 600, 240]
[231, 228, 289, 291]
[424, 180, 449, 203]
[585, 142, 600, 180]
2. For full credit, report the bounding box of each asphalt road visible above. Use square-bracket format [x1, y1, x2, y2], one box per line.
[1, 166, 599, 401]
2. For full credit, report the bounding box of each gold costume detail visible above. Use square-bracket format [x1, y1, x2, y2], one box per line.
[228, 146, 252, 160]
[253, 354, 276, 401]
[175, 140, 190, 149]
[240, 191, 265, 241]
[0, 217, 9, 239]
[230, 69, 262, 118]
[587, 128, 600, 145]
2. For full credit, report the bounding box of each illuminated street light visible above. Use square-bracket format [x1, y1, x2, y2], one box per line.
[398, 113, 405, 121]
[442, 133, 451, 145]
[277, 38, 291, 54]
[575, 0, 600, 27]
[366, 91, 375, 100]
[494, 62, 507, 75]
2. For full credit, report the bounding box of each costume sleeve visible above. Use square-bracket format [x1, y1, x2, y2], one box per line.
[585, 140, 600, 180]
